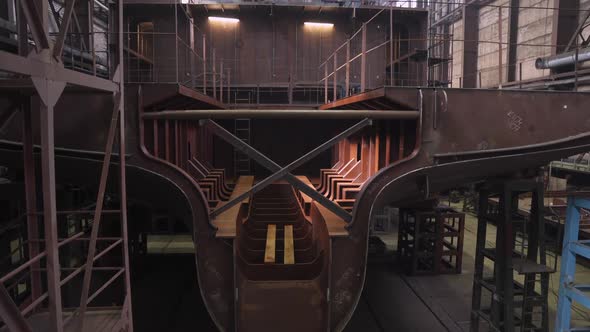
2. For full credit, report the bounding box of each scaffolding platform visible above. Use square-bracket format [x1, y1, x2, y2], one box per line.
[397, 206, 465, 275]
[471, 179, 555, 332]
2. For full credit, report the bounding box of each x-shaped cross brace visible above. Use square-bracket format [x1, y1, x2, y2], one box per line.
[202, 118, 372, 223]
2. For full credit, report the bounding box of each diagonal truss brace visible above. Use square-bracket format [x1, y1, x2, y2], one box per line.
[565, 9, 590, 52]
[0, 283, 32, 332]
[53, 0, 78, 59]
[209, 118, 371, 219]
[74, 93, 121, 331]
[19, 0, 51, 51]
[203, 119, 372, 223]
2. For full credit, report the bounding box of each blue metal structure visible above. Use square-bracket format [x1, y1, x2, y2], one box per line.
[555, 197, 590, 332]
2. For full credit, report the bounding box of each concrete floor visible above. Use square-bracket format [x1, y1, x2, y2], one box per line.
[378, 202, 590, 331]
[130, 204, 590, 331]
[130, 254, 450, 332]
[345, 263, 448, 332]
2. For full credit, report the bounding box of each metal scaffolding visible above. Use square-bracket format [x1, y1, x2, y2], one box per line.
[0, 0, 132, 331]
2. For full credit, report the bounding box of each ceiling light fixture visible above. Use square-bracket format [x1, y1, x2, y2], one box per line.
[304, 22, 334, 28]
[208, 16, 239, 23]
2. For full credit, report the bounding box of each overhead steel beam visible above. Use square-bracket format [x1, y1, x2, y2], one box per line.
[0, 283, 33, 332]
[142, 109, 419, 120]
[0, 51, 119, 92]
[210, 118, 372, 219]
[506, 0, 520, 82]
[202, 119, 353, 223]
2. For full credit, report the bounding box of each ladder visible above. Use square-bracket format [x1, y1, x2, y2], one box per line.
[233, 118, 251, 177]
[555, 197, 590, 332]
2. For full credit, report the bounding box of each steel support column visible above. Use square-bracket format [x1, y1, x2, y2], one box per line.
[22, 100, 41, 301]
[361, 24, 367, 92]
[551, 0, 579, 56]
[384, 122, 391, 164]
[38, 79, 66, 332]
[175, 121, 180, 165]
[220, 60, 223, 103]
[462, 3, 479, 88]
[498, 7, 503, 88]
[324, 64, 328, 104]
[227, 68, 230, 103]
[333, 54, 337, 101]
[165, 120, 170, 162]
[389, 8, 394, 85]
[88, 0, 96, 75]
[174, 2, 179, 83]
[346, 41, 350, 96]
[212, 48, 216, 99]
[16, 1, 29, 56]
[190, 17, 195, 88]
[202, 34, 207, 94]
[117, 3, 133, 322]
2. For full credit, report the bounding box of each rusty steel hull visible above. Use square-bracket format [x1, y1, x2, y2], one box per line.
[131, 86, 590, 331]
[2, 86, 590, 331]
[323, 87, 590, 330]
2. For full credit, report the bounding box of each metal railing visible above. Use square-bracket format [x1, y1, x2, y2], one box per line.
[0, 14, 114, 79]
[318, 8, 426, 103]
[317, 0, 590, 103]
[123, 30, 231, 102]
[0, 203, 127, 328]
[180, 0, 427, 9]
